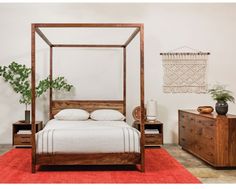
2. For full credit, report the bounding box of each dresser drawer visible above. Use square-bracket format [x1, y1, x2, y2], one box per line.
[179, 137, 188, 148]
[179, 111, 189, 120]
[145, 134, 162, 146]
[194, 118, 216, 142]
[195, 116, 215, 127]
[195, 141, 215, 163]
[179, 111, 192, 123]
[14, 134, 31, 145]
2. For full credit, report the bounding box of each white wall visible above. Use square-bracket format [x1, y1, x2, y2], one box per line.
[1, 3, 236, 144]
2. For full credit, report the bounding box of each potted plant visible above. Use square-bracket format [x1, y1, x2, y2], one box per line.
[0, 62, 73, 122]
[208, 84, 235, 115]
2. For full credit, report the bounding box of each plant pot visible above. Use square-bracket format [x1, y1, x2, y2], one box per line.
[215, 101, 228, 115]
[25, 110, 30, 123]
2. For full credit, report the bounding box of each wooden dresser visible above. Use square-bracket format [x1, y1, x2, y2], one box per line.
[178, 110, 236, 167]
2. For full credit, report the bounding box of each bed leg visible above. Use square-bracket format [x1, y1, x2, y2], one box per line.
[141, 162, 145, 172]
[32, 163, 36, 173]
[140, 151, 145, 172]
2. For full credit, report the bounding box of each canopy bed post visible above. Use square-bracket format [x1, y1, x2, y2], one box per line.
[31, 24, 36, 173]
[139, 24, 145, 172]
[123, 47, 126, 117]
[49, 46, 53, 119]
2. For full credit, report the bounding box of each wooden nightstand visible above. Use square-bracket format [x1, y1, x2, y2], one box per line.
[132, 120, 163, 147]
[12, 121, 43, 147]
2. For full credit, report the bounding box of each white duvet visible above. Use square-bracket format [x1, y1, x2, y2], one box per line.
[36, 119, 140, 154]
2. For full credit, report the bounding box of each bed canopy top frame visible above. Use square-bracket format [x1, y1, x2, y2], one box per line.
[31, 23, 145, 173]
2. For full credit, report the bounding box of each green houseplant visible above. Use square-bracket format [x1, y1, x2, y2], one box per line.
[208, 84, 235, 115]
[0, 62, 73, 122]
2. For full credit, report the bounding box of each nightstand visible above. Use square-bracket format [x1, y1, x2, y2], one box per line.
[12, 121, 43, 147]
[132, 120, 163, 147]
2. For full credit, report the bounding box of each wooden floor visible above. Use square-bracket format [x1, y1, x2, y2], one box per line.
[1, 144, 236, 183]
[164, 144, 236, 183]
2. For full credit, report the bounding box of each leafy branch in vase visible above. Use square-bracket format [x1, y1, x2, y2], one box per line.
[0, 62, 73, 110]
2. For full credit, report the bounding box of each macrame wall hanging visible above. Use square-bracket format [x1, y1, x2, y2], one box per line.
[160, 46, 210, 93]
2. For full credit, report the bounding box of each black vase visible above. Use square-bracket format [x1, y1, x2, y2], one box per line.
[215, 101, 228, 115]
[25, 110, 30, 123]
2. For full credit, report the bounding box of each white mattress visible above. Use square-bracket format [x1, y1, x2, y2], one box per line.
[36, 119, 140, 154]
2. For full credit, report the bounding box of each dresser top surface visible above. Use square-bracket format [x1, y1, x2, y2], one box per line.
[179, 109, 236, 119]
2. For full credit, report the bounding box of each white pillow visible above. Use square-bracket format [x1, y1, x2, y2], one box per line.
[90, 109, 125, 121]
[54, 109, 89, 121]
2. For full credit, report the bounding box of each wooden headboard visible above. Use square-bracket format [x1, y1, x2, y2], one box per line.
[51, 100, 125, 119]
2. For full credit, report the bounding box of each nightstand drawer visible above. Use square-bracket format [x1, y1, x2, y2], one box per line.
[145, 134, 163, 146]
[14, 134, 31, 145]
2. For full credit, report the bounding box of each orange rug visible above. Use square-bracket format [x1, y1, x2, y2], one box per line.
[0, 148, 200, 183]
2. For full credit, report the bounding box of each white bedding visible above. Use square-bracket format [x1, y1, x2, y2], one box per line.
[36, 119, 140, 154]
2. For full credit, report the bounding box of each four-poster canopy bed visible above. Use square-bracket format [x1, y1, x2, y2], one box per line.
[31, 23, 145, 173]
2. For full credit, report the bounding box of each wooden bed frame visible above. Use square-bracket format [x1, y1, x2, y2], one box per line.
[31, 23, 145, 173]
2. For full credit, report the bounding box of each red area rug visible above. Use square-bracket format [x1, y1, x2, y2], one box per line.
[0, 148, 200, 183]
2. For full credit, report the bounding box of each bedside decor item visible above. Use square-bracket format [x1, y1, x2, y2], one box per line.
[132, 106, 146, 121]
[25, 110, 30, 123]
[161, 46, 210, 93]
[208, 84, 235, 115]
[197, 106, 214, 114]
[0, 62, 73, 122]
[146, 99, 157, 121]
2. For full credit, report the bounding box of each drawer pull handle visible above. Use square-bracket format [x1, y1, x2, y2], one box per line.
[181, 138, 186, 141]
[197, 128, 203, 135]
[21, 142, 30, 144]
[190, 118, 194, 121]
[21, 137, 30, 139]
[181, 125, 185, 128]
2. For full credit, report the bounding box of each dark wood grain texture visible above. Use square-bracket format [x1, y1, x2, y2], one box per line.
[31, 24, 36, 173]
[35, 27, 52, 47]
[12, 121, 43, 147]
[49, 47, 53, 119]
[36, 153, 141, 165]
[123, 47, 126, 117]
[215, 116, 229, 166]
[229, 119, 236, 165]
[34, 23, 142, 28]
[179, 110, 236, 167]
[133, 120, 163, 147]
[139, 24, 145, 172]
[124, 28, 140, 47]
[51, 100, 125, 118]
[53, 44, 124, 48]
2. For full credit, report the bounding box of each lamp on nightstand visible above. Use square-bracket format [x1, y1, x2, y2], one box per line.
[146, 99, 157, 121]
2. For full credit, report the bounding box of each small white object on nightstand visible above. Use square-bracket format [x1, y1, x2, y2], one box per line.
[146, 99, 157, 121]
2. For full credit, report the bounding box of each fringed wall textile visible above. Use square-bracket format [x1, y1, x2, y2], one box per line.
[161, 51, 209, 93]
